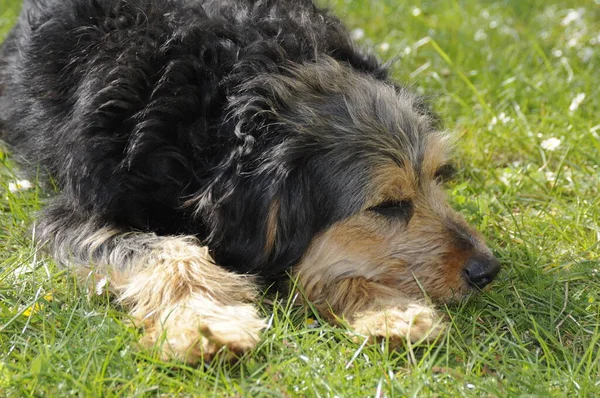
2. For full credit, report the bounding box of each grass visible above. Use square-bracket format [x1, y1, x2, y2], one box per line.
[1, 0, 599, 396]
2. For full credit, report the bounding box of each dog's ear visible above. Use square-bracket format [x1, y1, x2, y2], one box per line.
[202, 167, 321, 278]
[197, 146, 343, 278]
[258, 171, 323, 277]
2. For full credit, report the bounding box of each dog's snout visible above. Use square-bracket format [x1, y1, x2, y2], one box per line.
[464, 255, 501, 289]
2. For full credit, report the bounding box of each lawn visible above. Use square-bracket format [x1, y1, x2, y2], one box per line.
[1, 0, 599, 396]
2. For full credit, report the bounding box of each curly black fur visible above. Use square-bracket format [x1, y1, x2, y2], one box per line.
[0, 0, 439, 279]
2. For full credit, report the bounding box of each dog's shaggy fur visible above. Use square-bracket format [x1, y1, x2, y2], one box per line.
[0, 0, 500, 363]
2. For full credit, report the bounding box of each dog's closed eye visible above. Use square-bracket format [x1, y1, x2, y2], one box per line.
[369, 200, 414, 221]
[434, 164, 456, 183]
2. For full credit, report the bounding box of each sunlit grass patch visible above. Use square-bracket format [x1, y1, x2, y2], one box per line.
[1, 0, 599, 395]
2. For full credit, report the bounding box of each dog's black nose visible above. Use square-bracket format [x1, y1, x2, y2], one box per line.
[464, 255, 501, 289]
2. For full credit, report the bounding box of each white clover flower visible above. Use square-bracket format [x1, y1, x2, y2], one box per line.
[379, 42, 390, 52]
[499, 171, 513, 185]
[8, 179, 33, 193]
[412, 7, 421, 17]
[566, 30, 584, 48]
[403, 46, 412, 55]
[487, 116, 498, 131]
[499, 25, 517, 37]
[561, 9, 583, 26]
[498, 112, 513, 124]
[474, 29, 487, 41]
[350, 28, 365, 40]
[545, 171, 557, 182]
[569, 92, 585, 112]
[541, 137, 562, 151]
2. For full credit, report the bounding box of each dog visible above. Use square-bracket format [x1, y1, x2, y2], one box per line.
[0, 0, 500, 364]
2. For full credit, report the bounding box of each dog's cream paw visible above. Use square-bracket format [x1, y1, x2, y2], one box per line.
[351, 304, 444, 344]
[140, 299, 266, 364]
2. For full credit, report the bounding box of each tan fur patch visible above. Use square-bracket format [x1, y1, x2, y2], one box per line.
[422, 133, 455, 180]
[264, 198, 279, 255]
[368, 163, 417, 207]
[352, 304, 444, 344]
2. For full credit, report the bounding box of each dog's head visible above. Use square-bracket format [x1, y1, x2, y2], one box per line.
[200, 57, 499, 302]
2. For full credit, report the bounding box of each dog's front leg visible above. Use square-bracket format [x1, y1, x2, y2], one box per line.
[39, 206, 266, 364]
[111, 236, 266, 363]
[297, 271, 444, 344]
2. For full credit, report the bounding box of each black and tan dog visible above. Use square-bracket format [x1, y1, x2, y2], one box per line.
[0, 0, 500, 363]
